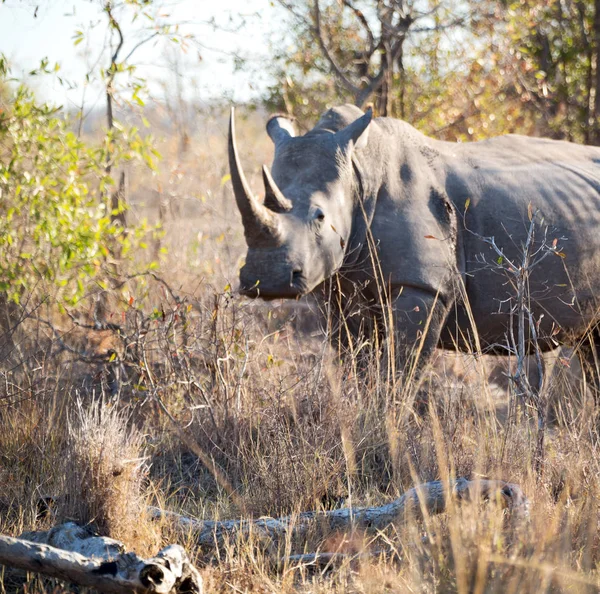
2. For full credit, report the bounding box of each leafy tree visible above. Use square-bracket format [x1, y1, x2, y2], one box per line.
[480, 0, 600, 143]
[266, 0, 471, 123]
[266, 0, 600, 144]
[0, 63, 156, 308]
[71, 0, 197, 223]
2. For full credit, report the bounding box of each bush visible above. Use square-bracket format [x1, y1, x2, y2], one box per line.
[0, 72, 157, 307]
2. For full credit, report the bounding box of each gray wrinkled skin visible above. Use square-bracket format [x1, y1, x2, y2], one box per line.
[229, 104, 600, 375]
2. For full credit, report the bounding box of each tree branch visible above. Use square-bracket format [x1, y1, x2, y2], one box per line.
[342, 0, 375, 55]
[313, 0, 361, 96]
[105, 1, 125, 133]
[123, 31, 161, 65]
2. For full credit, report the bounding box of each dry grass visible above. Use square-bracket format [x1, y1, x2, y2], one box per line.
[1, 107, 600, 593]
[59, 398, 159, 553]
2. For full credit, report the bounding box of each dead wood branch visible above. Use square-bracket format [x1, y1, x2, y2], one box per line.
[0, 522, 202, 594]
[149, 477, 528, 550]
[282, 549, 390, 568]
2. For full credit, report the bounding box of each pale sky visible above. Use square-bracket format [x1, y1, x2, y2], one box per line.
[0, 0, 275, 109]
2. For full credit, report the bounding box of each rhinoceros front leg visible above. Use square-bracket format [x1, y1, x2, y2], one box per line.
[390, 285, 451, 386]
[576, 325, 600, 400]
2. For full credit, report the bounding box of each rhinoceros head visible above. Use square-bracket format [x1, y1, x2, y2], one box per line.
[229, 106, 372, 298]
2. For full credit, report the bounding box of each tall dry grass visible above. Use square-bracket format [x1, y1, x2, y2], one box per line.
[1, 106, 600, 593]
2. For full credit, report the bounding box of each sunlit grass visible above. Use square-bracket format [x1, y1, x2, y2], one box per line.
[1, 109, 599, 593]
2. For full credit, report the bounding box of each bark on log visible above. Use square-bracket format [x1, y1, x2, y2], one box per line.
[149, 477, 529, 550]
[0, 522, 202, 593]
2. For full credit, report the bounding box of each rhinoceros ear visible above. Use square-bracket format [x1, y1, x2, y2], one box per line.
[266, 115, 296, 146]
[335, 107, 372, 151]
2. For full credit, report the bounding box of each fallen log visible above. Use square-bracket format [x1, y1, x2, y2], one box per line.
[281, 550, 390, 568]
[0, 522, 202, 594]
[0, 478, 525, 589]
[149, 477, 529, 549]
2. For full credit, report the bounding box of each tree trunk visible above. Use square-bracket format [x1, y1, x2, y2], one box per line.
[0, 294, 21, 366]
[592, 0, 600, 144]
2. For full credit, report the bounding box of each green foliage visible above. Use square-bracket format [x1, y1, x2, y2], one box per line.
[0, 81, 157, 305]
[267, 0, 600, 143]
[265, 0, 472, 126]
[0, 0, 198, 310]
[499, 0, 596, 142]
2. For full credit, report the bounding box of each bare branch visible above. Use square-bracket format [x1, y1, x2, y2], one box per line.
[313, 0, 361, 96]
[105, 1, 125, 132]
[122, 31, 161, 64]
[343, 0, 375, 55]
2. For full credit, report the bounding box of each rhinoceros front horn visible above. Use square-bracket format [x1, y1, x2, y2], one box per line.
[228, 108, 282, 245]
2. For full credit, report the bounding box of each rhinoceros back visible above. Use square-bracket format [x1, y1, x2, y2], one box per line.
[444, 134, 600, 346]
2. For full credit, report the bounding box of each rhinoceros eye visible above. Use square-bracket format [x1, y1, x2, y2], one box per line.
[314, 209, 325, 223]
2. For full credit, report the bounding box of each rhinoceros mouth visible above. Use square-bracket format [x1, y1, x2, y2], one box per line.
[239, 276, 309, 300]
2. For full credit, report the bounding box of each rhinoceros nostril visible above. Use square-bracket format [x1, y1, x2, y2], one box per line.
[291, 268, 303, 284]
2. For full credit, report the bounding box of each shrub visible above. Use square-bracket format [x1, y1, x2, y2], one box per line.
[0, 69, 157, 307]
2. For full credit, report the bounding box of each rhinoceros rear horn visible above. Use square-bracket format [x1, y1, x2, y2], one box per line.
[228, 108, 282, 244]
[266, 116, 296, 146]
[262, 165, 293, 213]
[336, 107, 372, 151]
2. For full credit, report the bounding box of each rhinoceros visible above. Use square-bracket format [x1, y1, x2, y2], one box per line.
[228, 104, 600, 382]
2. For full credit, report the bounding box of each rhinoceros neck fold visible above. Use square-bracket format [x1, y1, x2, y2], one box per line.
[342, 127, 387, 270]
